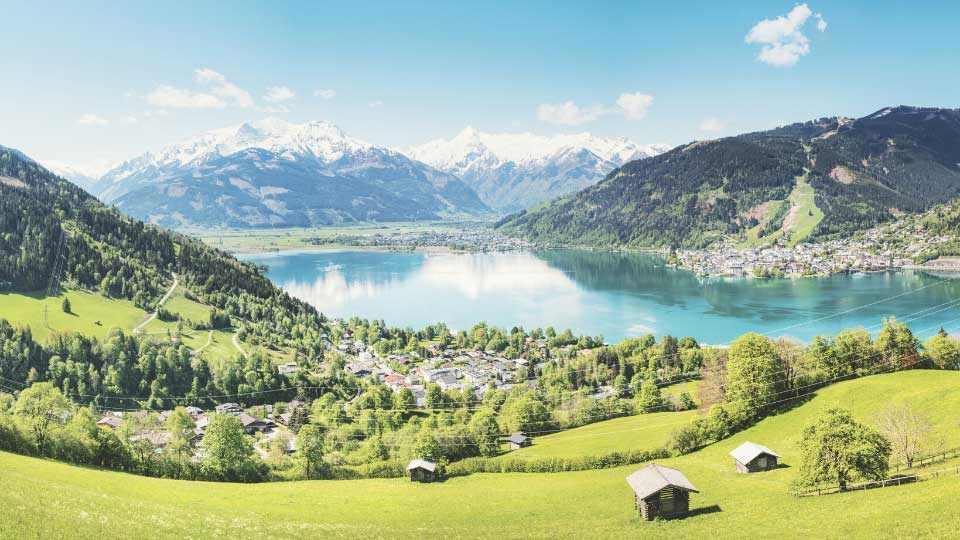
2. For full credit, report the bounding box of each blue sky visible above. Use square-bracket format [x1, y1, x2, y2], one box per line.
[1, 1, 958, 169]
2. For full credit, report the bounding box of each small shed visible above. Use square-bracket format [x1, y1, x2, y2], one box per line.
[730, 441, 779, 473]
[407, 459, 437, 483]
[506, 433, 531, 450]
[626, 463, 699, 520]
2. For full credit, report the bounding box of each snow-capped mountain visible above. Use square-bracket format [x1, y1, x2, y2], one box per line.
[408, 128, 671, 213]
[92, 119, 491, 228]
[42, 159, 115, 192]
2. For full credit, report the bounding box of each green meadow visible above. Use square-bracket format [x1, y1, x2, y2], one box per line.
[3, 370, 959, 540]
[0, 289, 145, 343]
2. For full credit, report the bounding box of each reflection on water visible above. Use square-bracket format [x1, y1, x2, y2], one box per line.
[241, 249, 960, 343]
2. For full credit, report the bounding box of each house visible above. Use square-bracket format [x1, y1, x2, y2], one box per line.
[275, 412, 293, 426]
[96, 415, 124, 430]
[194, 415, 209, 438]
[730, 441, 780, 473]
[239, 413, 276, 434]
[185, 406, 204, 418]
[625, 463, 699, 521]
[214, 403, 242, 416]
[406, 459, 437, 483]
[277, 361, 299, 376]
[506, 433, 531, 450]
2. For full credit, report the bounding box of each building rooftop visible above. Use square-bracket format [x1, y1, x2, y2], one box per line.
[625, 463, 699, 500]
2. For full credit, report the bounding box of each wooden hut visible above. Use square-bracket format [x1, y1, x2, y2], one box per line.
[625, 463, 699, 520]
[730, 441, 779, 473]
[506, 433, 531, 450]
[406, 459, 437, 483]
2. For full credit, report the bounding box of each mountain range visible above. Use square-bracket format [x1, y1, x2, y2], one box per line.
[408, 128, 669, 213]
[498, 106, 960, 248]
[46, 121, 663, 228]
[73, 119, 491, 228]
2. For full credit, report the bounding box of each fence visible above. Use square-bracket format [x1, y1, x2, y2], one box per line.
[891, 447, 960, 472]
[791, 463, 960, 497]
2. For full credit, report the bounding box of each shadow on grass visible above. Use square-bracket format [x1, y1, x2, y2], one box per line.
[685, 504, 723, 518]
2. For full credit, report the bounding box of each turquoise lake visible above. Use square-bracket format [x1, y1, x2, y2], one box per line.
[240, 249, 960, 344]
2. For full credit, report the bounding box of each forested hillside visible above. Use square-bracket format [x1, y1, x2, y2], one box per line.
[0, 146, 326, 357]
[498, 106, 960, 248]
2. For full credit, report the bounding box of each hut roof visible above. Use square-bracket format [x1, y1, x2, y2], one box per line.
[506, 433, 529, 444]
[625, 463, 699, 499]
[730, 441, 779, 464]
[406, 459, 437, 472]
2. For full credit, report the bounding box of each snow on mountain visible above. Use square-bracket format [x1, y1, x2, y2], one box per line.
[91, 119, 490, 229]
[407, 127, 671, 212]
[41, 159, 116, 191]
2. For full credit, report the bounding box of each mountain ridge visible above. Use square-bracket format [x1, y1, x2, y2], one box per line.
[83, 119, 492, 228]
[498, 106, 960, 248]
[408, 127, 670, 213]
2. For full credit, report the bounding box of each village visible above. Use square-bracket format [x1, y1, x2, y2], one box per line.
[309, 227, 533, 252]
[669, 214, 955, 278]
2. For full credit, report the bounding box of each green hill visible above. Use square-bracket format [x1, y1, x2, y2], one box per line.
[3, 370, 958, 540]
[498, 106, 960, 248]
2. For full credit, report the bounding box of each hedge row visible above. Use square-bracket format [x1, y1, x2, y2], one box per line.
[446, 447, 672, 476]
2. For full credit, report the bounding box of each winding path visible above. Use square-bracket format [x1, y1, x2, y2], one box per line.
[231, 331, 248, 358]
[133, 273, 178, 334]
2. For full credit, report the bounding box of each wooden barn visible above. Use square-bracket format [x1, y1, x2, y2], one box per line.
[730, 441, 780, 473]
[506, 433, 531, 450]
[625, 463, 700, 521]
[406, 459, 437, 483]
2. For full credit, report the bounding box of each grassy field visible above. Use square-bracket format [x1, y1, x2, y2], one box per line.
[737, 176, 824, 249]
[0, 289, 145, 342]
[506, 410, 698, 459]
[784, 177, 824, 247]
[188, 222, 471, 253]
[3, 370, 959, 539]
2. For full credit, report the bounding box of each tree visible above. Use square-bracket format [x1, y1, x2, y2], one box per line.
[875, 317, 920, 370]
[412, 430, 442, 462]
[201, 414, 258, 481]
[875, 403, 938, 468]
[394, 387, 416, 415]
[14, 382, 70, 453]
[165, 407, 196, 478]
[297, 424, 325, 479]
[469, 409, 501, 457]
[797, 407, 891, 491]
[923, 329, 960, 369]
[61, 297, 71, 314]
[725, 333, 786, 419]
[288, 405, 309, 434]
[636, 379, 664, 413]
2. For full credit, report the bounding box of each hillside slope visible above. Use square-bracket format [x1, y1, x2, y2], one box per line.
[2, 371, 958, 540]
[498, 106, 960, 248]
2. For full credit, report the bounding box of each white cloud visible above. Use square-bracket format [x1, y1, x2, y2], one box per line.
[745, 4, 825, 67]
[537, 101, 607, 126]
[121, 115, 139, 124]
[314, 88, 336, 99]
[368, 100, 384, 108]
[699, 117, 724, 132]
[815, 13, 827, 32]
[77, 113, 109, 126]
[264, 86, 295, 103]
[537, 93, 654, 126]
[193, 68, 254, 108]
[616, 93, 654, 121]
[146, 85, 225, 109]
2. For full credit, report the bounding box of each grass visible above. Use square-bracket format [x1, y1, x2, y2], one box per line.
[0, 289, 145, 343]
[737, 176, 824, 249]
[506, 410, 698, 459]
[3, 370, 959, 539]
[785, 177, 824, 247]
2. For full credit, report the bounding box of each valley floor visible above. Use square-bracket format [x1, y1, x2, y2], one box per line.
[3, 371, 960, 540]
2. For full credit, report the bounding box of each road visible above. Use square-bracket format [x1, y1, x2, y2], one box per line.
[133, 273, 178, 334]
[231, 331, 248, 358]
